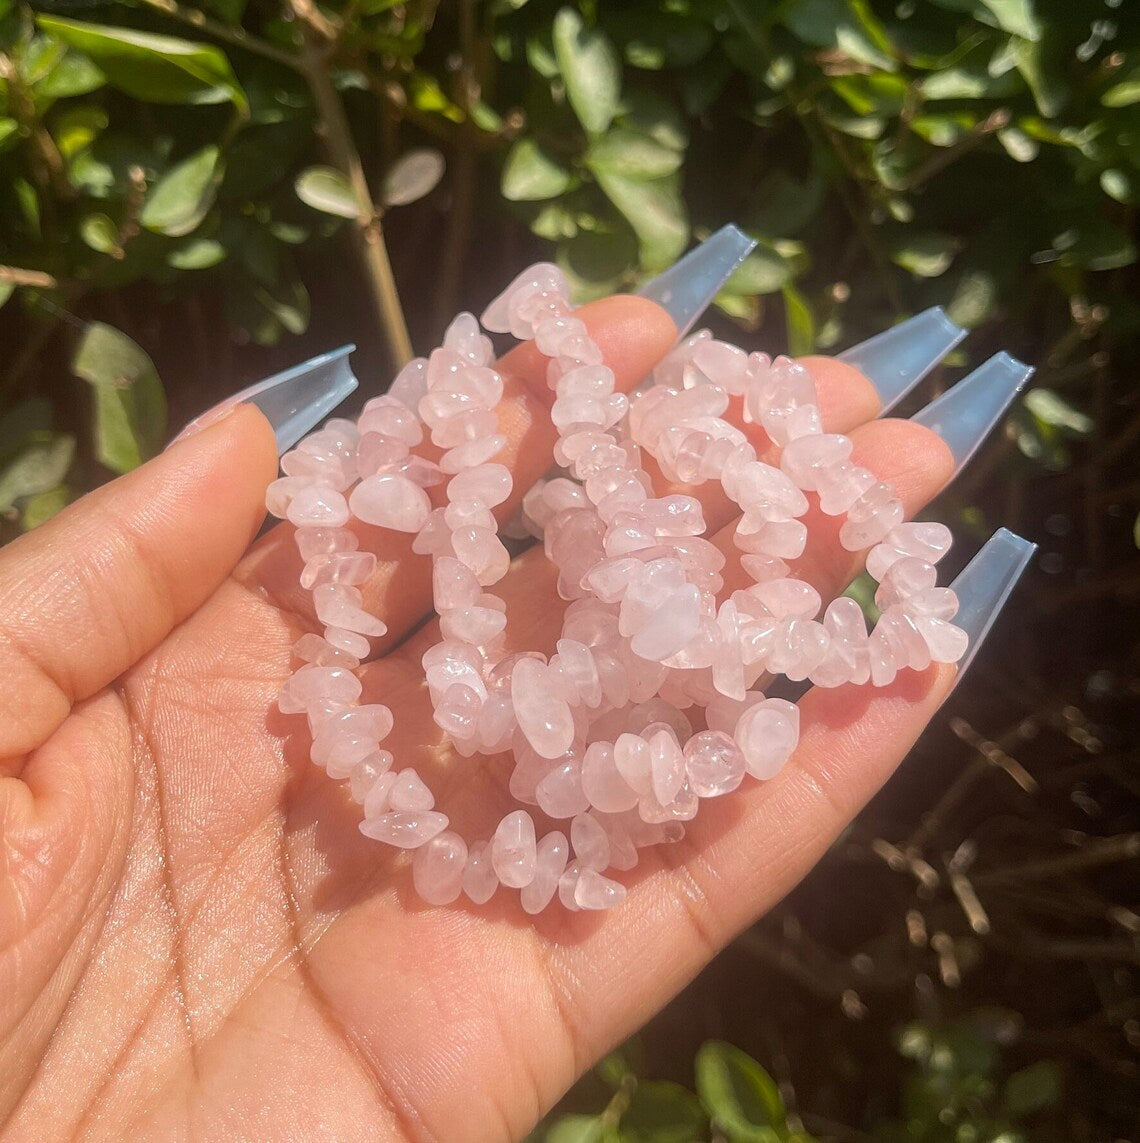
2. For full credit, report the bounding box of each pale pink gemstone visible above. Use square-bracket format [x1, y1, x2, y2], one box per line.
[308, 702, 393, 739]
[581, 741, 640, 812]
[313, 583, 386, 637]
[915, 615, 969, 662]
[817, 461, 877, 517]
[736, 698, 800, 780]
[325, 625, 372, 658]
[423, 640, 487, 699]
[638, 780, 699, 825]
[725, 461, 809, 521]
[451, 526, 511, 586]
[574, 868, 626, 910]
[684, 730, 746, 797]
[412, 830, 468, 905]
[433, 683, 483, 738]
[555, 639, 603, 708]
[521, 831, 569, 914]
[626, 699, 693, 742]
[301, 550, 377, 590]
[875, 557, 938, 610]
[536, 314, 587, 355]
[360, 810, 448, 848]
[278, 664, 361, 713]
[780, 434, 853, 491]
[812, 596, 870, 687]
[593, 650, 631, 709]
[293, 632, 358, 669]
[462, 841, 499, 904]
[280, 447, 353, 489]
[350, 473, 432, 533]
[868, 627, 899, 686]
[558, 861, 583, 910]
[313, 732, 379, 777]
[387, 357, 429, 407]
[491, 809, 538, 888]
[440, 605, 507, 646]
[295, 526, 358, 561]
[432, 556, 481, 610]
[570, 812, 611, 870]
[690, 339, 749, 394]
[647, 728, 685, 805]
[447, 462, 513, 508]
[596, 475, 649, 524]
[712, 599, 746, 701]
[476, 693, 516, 752]
[613, 733, 654, 797]
[267, 475, 316, 517]
[285, 483, 350, 528]
[508, 744, 553, 805]
[535, 756, 590, 819]
[619, 557, 687, 635]
[444, 498, 497, 533]
[555, 363, 615, 399]
[443, 311, 494, 365]
[642, 495, 706, 537]
[349, 752, 392, 803]
[386, 768, 433, 812]
[359, 394, 423, 445]
[770, 618, 830, 681]
[630, 583, 702, 662]
[356, 432, 410, 478]
[512, 656, 575, 760]
[735, 518, 808, 560]
[867, 522, 954, 581]
[362, 770, 397, 818]
[875, 606, 932, 672]
[412, 508, 452, 556]
[441, 434, 508, 473]
[740, 554, 790, 583]
[840, 483, 905, 551]
[480, 262, 568, 335]
[783, 402, 823, 440]
[748, 578, 821, 621]
[593, 813, 639, 871]
[703, 690, 760, 735]
[653, 329, 712, 388]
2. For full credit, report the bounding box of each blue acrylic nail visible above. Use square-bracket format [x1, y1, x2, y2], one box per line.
[912, 351, 1033, 476]
[637, 224, 757, 339]
[173, 345, 359, 456]
[950, 527, 1036, 681]
[838, 307, 966, 414]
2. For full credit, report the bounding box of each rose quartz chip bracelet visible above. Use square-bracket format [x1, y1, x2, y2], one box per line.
[266, 262, 967, 912]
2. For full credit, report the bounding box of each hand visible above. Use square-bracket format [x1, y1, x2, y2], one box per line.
[1, 296, 959, 1141]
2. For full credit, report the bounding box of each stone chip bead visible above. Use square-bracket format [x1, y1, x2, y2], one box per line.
[413, 831, 469, 905]
[492, 809, 538, 888]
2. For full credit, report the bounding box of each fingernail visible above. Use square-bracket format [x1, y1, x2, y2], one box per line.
[949, 527, 1036, 682]
[636, 224, 757, 339]
[171, 345, 359, 455]
[838, 307, 966, 414]
[911, 351, 1033, 476]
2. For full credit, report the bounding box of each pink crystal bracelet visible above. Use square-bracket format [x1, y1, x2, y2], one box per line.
[267, 262, 967, 912]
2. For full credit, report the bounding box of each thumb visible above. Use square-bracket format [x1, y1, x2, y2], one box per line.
[0, 404, 277, 763]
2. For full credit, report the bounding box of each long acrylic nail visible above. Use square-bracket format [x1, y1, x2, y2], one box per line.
[838, 307, 966, 414]
[950, 527, 1036, 682]
[912, 351, 1033, 477]
[636, 224, 757, 339]
[171, 345, 359, 455]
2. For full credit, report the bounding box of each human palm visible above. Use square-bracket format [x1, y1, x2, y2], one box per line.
[1, 297, 955, 1141]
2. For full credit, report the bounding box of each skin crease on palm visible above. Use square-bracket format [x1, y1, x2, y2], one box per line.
[0, 295, 957, 1142]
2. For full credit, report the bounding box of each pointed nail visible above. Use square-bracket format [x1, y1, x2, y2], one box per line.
[838, 307, 966, 414]
[636, 224, 757, 339]
[911, 351, 1033, 476]
[171, 345, 359, 456]
[950, 527, 1036, 682]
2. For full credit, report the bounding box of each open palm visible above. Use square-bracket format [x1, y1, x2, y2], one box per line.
[1, 297, 956, 1141]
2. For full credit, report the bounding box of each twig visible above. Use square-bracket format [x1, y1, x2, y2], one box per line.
[135, 0, 301, 69]
[0, 266, 58, 289]
[975, 833, 1140, 885]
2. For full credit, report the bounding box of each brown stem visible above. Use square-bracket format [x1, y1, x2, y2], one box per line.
[134, 0, 301, 69]
[0, 266, 58, 289]
[293, 16, 413, 370]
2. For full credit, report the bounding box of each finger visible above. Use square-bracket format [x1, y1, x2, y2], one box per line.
[235, 296, 677, 647]
[0, 405, 278, 761]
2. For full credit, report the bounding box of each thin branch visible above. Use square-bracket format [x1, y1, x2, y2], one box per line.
[0, 266, 58, 289]
[135, 0, 302, 69]
[975, 833, 1140, 885]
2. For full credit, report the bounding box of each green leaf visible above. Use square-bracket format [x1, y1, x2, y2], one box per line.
[79, 212, 121, 255]
[782, 0, 895, 71]
[140, 145, 222, 237]
[1100, 168, 1134, 204]
[723, 246, 794, 296]
[72, 322, 168, 473]
[594, 171, 687, 270]
[547, 1115, 604, 1143]
[997, 126, 1038, 162]
[295, 165, 358, 219]
[977, 0, 1041, 42]
[21, 484, 70, 530]
[0, 282, 13, 309]
[1051, 219, 1137, 271]
[167, 237, 226, 269]
[1102, 69, 1140, 108]
[948, 268, 998, 327]
[558, 227, 638, 299]
[1014, 38, 1065, 118]
[620, 1081, 706, 1143]
[383, 147, 445, 207]
[502, 139, 571, 202]
[695, 1041, 785, 1143]
[0, 118, 19, 150]
[36, 16, 246, 110]
[52, 105, 109, 159]
[1024, 389, 1092, 435]
[31, 47, 105, 99]
[586, 128, 682, 180]
[888, 232, 958, 277]
[552, 7, 621, 135]
[782, 285, 815, 356]
[0, 434, 75, 513]
[1001, 1060, 1062, 1118]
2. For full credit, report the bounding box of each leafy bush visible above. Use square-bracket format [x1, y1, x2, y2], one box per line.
[1, 0, 1136, 538]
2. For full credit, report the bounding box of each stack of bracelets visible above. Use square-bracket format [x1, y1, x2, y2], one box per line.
[266, 261, 967, 913]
